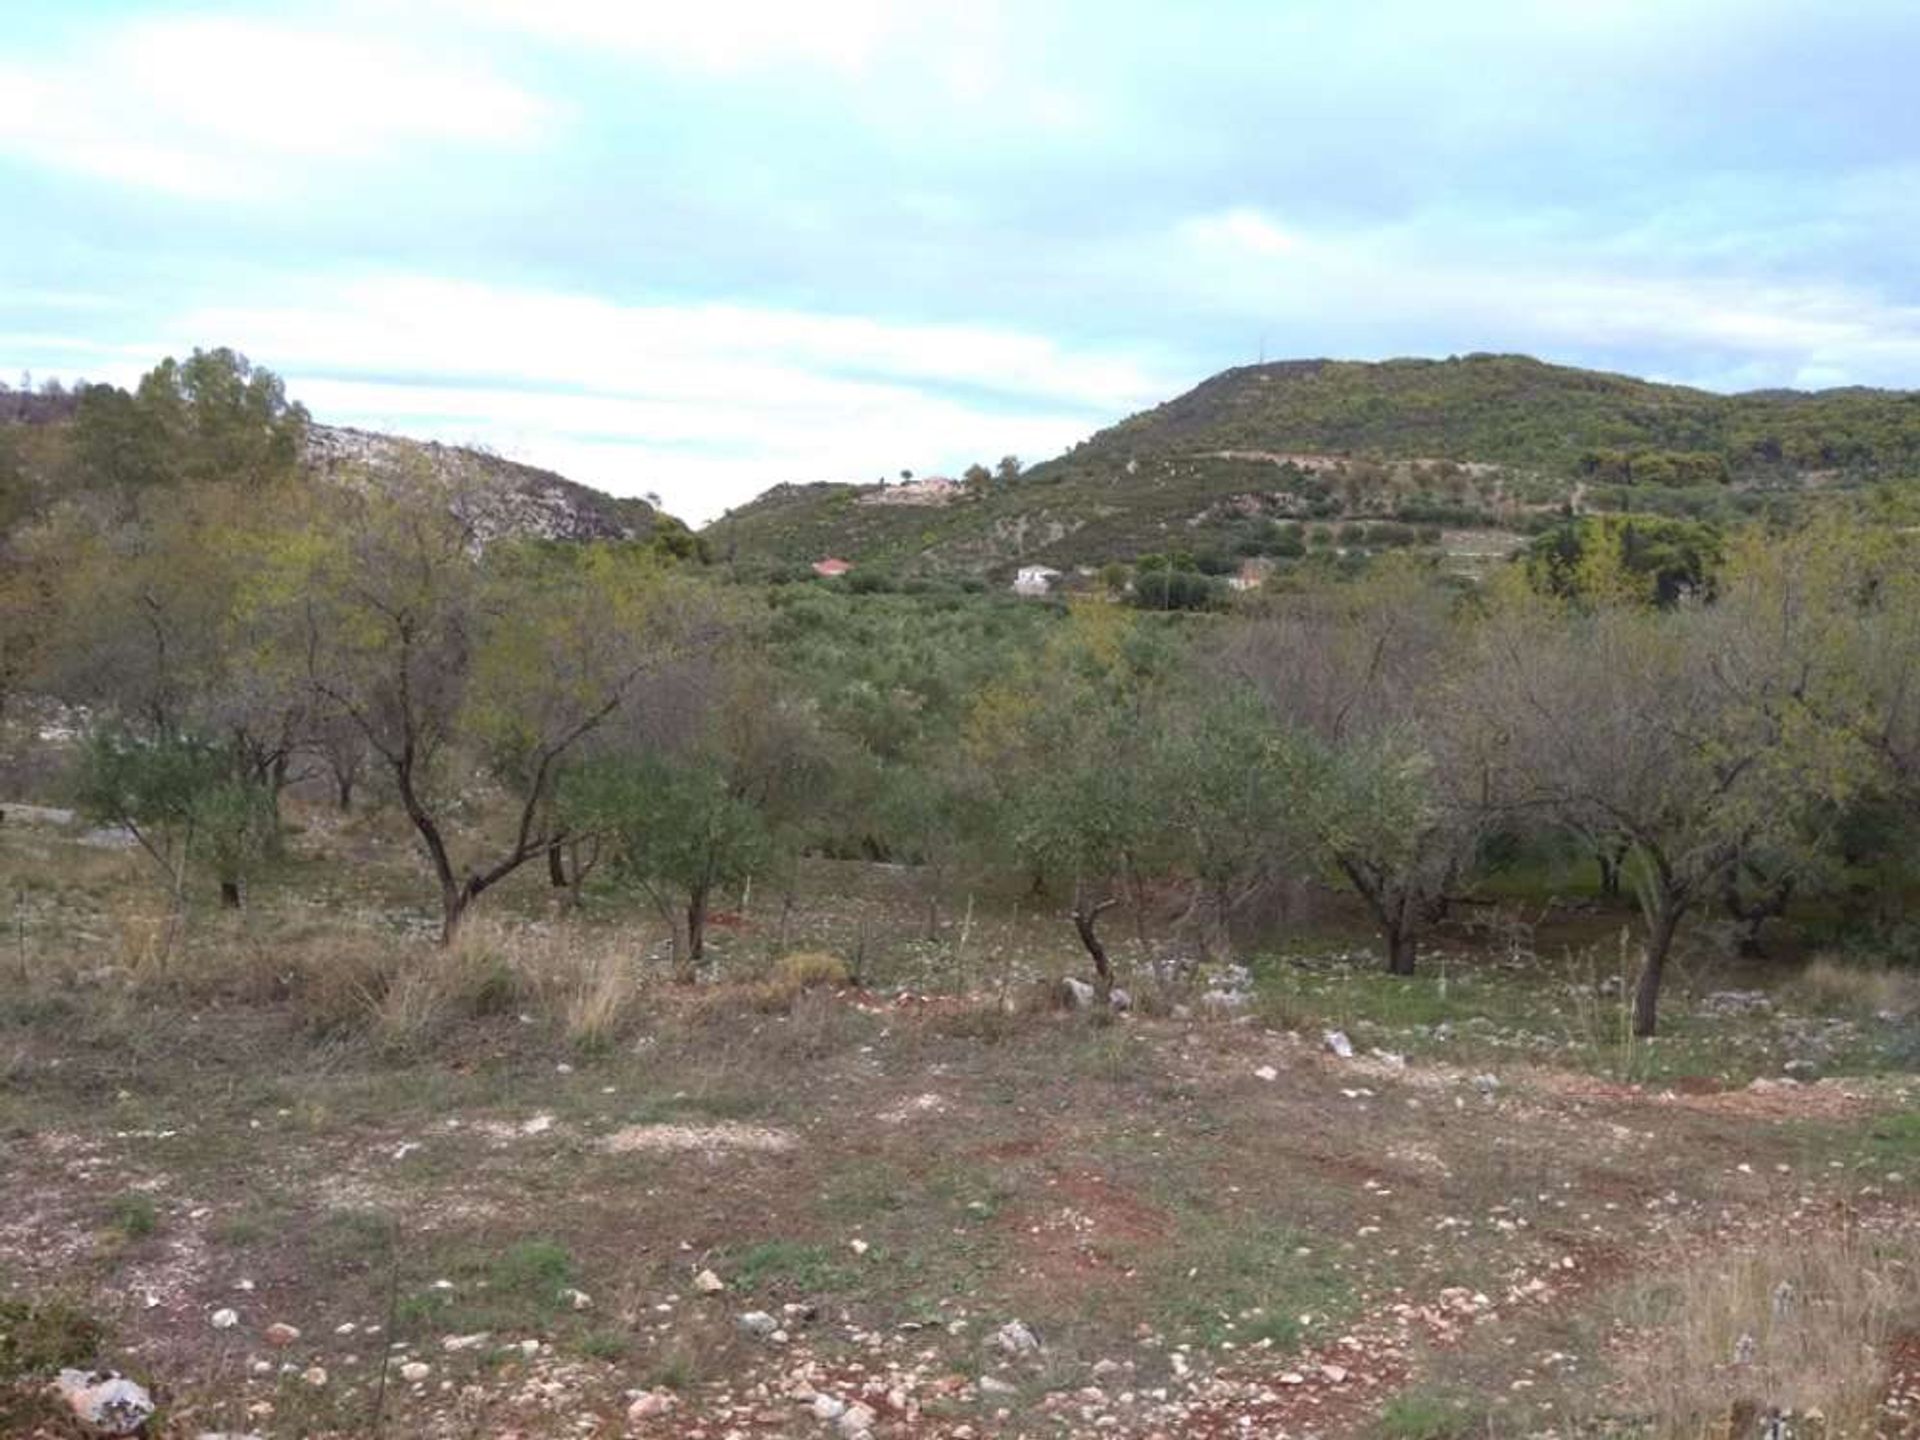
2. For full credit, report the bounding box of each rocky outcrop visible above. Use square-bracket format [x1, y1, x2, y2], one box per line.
[303, 425, 666, 545]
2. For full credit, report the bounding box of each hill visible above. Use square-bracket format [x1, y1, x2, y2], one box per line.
[303, 424, 667, 545]
[0, 373, 684, 547]
[703, 353, 1920, 578]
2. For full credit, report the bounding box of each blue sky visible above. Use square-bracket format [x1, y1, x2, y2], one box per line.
[3, 1, 1917, 522]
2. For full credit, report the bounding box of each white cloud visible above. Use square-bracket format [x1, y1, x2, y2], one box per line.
[0, 14, 549, 198]
[1182, 208, 1305, 259]
[1171, 205, 1920, 385]
[453, 0, 901, 73]
[157, 273, 1172, 522]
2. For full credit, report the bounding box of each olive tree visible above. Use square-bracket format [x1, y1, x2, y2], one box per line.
[560, 656, 827, 977]
[1471, 539, 1867, 1035]
[1224, 560, 1484, 974]
[252, 478, 720, 940]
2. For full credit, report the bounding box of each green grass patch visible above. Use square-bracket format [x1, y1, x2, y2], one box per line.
[1140, 1223, 1356, 1352]
[1374, 1386, 1487, 1440]
[102, 1191, 159, 1241]
[1863, 1108, 1920, 1168]
[727, 1240, 857, 1296]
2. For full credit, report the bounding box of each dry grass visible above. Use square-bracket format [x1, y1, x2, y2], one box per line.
[1615, 1225, 1919, 1437]
[1789, 955, 1920, 1020]
[771, 949, 853, 990]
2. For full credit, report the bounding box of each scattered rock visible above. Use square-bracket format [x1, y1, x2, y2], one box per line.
[399, 1361, 432, 1383]
[1472, 1073, 1501, 1095]
[979, 1374, 1019, 1396]
[603, 1121, 796, 1155]
[210, 1308, 239, 1330]
[838, 1400, 877, 1436]
[55, 1369, 154, 1437]
[1062, 977, 1096, 1008]
[811, 1394, 847, 1420]
[739, 1310, 779, 1339]
[1109, 987, 1133, 1012]
[848, 1238, 870, 1256]
[1254, 1064, 1279, 1082]
[561, 1288, 592, 1311]
[264, 1322, 301, 1347]
[627, 1390, 675, 1420]
[301, 1365, 328, 1388]
[441, 1332, 491, 1352]
[693, 1268, 726, 1294]
[1784, 1058, 1820, 1081]
[995, 1319, 1041, 1356]
[1323, 1030, 1354, 1059]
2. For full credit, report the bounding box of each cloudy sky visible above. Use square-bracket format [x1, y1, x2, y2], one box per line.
[3, 1, 1917, 522]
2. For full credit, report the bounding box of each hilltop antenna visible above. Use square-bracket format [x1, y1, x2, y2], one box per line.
[1258, 333, 1266, 365]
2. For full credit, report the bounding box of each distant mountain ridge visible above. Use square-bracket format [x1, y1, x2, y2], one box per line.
[702, 353, 1920, 576]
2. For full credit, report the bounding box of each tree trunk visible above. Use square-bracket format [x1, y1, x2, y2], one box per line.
[1633, 901, 1683, 1038]
[686, 885, 709, 967]
[547, 838, 569, 888]
[1722, 870, 1792, 960]
[335, 774, 354, 812]
[1597, 840, 1627, 901]
[219, 879, 241, 910]
[1070, 889, 1118, 1002]
[1386, 922, 1416, 976]
[439, 880, 470, 946]
[1338, 856, 1417, 977]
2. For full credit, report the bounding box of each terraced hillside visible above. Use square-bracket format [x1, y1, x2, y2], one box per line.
[703, 354, 1920, 579]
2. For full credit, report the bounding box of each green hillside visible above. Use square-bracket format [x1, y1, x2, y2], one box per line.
[703, 354, 1920, 578]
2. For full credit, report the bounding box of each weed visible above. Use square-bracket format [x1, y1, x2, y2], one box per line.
[0, 1298, 110, 1435]
[491, 1239, 577, 1303]
[1374, 1387, 1482, 1440]
[0, 1297, 106, 1379]
[729, 1240, 857, 1296]
[772, 950, 852, 990]
[1788, 955, 1920, 1020]
[576, 1330, 630, 1361]
[103, 1191, 159, 1241]
[1612, 1228, 1919, 1437]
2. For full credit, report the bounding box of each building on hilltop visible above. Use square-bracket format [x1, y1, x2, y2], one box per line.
[1012, 564, 1060, 597]
[812, 557, 853, 578]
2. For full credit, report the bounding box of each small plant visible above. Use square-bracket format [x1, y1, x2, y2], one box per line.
[492, 1239, 576, 1303]
[772, 951, 851, 991]
[104, 1191, 159, 1241]
[576, 1330, 630, 1361]
[729, 1240, 856, 1296]
[1375, 1388, 1479, 1440]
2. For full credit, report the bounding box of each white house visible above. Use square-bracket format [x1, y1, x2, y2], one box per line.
[1012, 565, 1060, 597]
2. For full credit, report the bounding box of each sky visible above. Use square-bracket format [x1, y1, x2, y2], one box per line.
[2, 1, 1918, 524]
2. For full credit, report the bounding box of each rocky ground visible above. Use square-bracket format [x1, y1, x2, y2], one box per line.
[0, 822, 1915, 1438]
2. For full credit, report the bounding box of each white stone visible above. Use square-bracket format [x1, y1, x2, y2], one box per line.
[995, 1319, 1041, 1355]
[210, 1308, 239, 1330]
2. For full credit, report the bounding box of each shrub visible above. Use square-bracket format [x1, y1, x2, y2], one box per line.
[773, 951, 853, 990]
